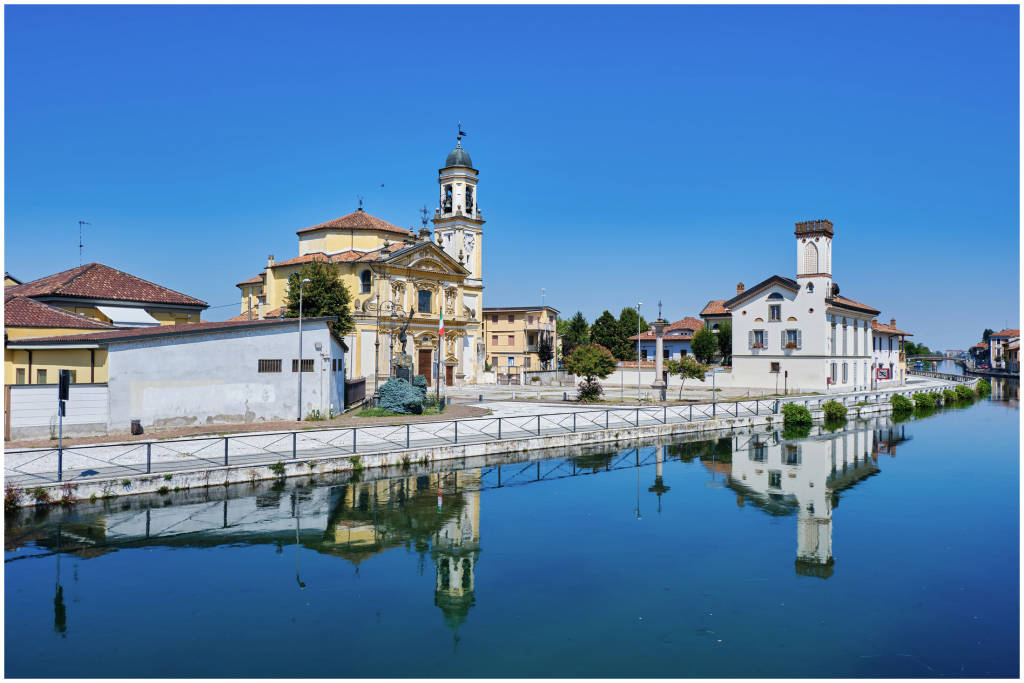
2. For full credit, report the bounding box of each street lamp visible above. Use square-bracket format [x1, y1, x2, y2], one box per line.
[372, 273, 397, 395]
[636, 302, 642, 402]
[297, 277, 310, 421]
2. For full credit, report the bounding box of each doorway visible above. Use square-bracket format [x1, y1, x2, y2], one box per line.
[418, 349, 432, 386]
[445, 365, 454, 386]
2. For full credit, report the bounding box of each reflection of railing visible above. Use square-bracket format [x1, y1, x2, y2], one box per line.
[907, 369, 973, 382]
[5, 381, 973, 487]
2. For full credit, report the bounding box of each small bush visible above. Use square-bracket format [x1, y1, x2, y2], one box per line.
[976, 378, 991, 395]
[269, 461, 286, 476]
[400, 455, 412, 472]
[121, 479, 132, 487]
[913, 392, 935, 409]
[4, 482, 22, 511]
[157, 486, 170, 495]
[822, 400, 847, 421]
[31, 487, 52, 505]
[89, 493, 97, 503]
[576, 378, 604, 403]
[530, 376, 541, 383]
[349, 455, 363, 472]
[942, 389, 957, 403]
[163, 473, 173, 481]
[781, 403, 812, 426]
[955, 384, 975, 402]
[59, 483, 76, 505]
[931, 391, 944, 406]
[891, 394, 914, 412]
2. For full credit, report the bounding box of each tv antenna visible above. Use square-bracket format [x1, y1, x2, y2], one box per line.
[77, 221, 92, 265]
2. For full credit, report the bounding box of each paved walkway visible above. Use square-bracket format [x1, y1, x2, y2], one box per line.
[5, 377, 963, 488]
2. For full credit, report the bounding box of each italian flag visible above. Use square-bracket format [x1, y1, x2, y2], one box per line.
[438, 307, 444, 338]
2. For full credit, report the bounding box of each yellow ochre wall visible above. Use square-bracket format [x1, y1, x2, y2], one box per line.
[5, 348, 109, 385]
[55, 305, 200, 326]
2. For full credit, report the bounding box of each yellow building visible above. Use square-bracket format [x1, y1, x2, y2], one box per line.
[483, 306, 559, 373]
[233, 134, 487, 386]
[4, 263, 208, 385]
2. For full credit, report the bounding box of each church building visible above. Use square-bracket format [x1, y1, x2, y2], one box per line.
[234, 132, 486, 386]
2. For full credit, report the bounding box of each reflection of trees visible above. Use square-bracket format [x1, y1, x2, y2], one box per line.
[665, 437, 733, 464]
[571, 451, 616, 472]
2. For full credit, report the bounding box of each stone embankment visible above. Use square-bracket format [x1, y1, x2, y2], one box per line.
[6, 381, 973, 508]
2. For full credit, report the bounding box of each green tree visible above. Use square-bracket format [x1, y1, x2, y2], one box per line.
[618, 307, 648, 351]
[716, 321, 732, 365]
[565, 343, 617, 402]
[666, 355, 708, 400]
[590, 311, 628, 359]
[691, 328, 718, 365]
[982, 328, 995, 343]
[537, 334, 554, 370]
[561, 311, 590, 360]
[284, 259, 354, 336]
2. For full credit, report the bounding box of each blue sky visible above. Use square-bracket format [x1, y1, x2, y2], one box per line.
[5, 5, 1018, 348]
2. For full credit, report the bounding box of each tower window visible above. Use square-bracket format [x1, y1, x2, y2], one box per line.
[803, 241, 819, 273]
[360, 269, 372, 294]
[807, 282, 814, 293]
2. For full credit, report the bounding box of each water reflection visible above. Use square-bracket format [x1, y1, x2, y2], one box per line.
[7, 419, 913, 627]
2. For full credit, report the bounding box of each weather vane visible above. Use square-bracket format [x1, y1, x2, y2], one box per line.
[456, 121, 467, 146]
[357, 195, 364, 210]
[420, 205, 429, 227]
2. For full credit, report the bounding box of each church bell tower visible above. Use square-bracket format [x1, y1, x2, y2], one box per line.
[434, 125, 484, 285]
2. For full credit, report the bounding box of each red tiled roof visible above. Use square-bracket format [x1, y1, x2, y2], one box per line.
[4, 295, 116, 330]
[990, 328, 1020, 338]
[700, 299, 730, 317]
[629, 316, 704, 341]
[973, 341, 988, 349]
[296, 209, 408, 236]
[829, 294, 880, 315]
[7, 316, 336, 345]
[236, 274, 264, 287]
[9, 263, 207, 307]
[225, 306, 286, 321]
[871, 320, 912, 337]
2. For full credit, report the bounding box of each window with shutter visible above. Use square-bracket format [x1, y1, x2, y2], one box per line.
[748, 330, 754, 349]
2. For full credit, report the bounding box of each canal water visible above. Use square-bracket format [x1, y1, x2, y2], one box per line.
[5, 396, 1018, 677]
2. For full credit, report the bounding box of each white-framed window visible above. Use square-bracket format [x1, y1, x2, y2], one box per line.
[768, 470, 782, 489]
[842, 319, 848, 355]
[507, 356, 515, 367]
[831, 362, 838, 383]
[784, 444, 801, 465]
[842, 362, 848, 383]
[831, 322, 837, 356]
[769, 304, 781, 322]
[749, 329, 766, 349]
[783, 329, 801, 349]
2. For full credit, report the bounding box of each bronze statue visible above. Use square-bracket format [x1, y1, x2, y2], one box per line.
[396, 305, 415, 356]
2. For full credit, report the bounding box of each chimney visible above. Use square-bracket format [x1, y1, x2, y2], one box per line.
[890, 318, 896, 328]
[267, 254, 275, 267]
[736, 282, 745, 295]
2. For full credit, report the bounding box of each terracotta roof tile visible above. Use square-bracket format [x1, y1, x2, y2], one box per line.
[225, 306, 286, 321]
[990, 328, 1020, 338]
[236, 274, 264, 287]
[700, 299, 730, 317]
[871, 320, 912, 337]
[829, 294, 880, 315]
[4, 295, 116, 330]
[629, 316, 704, 341]
[9, 263, 207, 307]
[8, 316, 336, 345]
[296, 209, 408, 236]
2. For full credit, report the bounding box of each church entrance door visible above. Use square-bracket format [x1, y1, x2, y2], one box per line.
[445, 365, 454, 386]
[418, 349, 432, 386]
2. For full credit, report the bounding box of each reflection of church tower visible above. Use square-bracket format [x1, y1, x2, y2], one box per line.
[432, 470, 482, 630]
[795, 494, 833, 579]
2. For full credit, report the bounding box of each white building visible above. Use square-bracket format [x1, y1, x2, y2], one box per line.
[723, 219, 880, 392]
[870, 318, 911, 388]
[6, 318, 347, 438]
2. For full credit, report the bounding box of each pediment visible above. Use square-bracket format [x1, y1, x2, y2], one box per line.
[385, 241, 469, 275]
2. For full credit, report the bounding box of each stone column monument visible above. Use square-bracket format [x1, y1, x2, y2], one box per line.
[650, 318, 667, 401]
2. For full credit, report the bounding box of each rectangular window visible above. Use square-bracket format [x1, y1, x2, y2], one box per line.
[492, 356, 499, 368]
[752, 329, 765, 348]
[258, 359, 282, 373]
[527, 315, 534, 324]
[524, 356, 531, 368]
[508, 314, 514, 323]
[842, 362, 848, 383]
[784, 445, 800, 465]
[528, 334, 536, 346]
[785, 329, 799, 348]
[750, 442, 766, 462]
[853, 321, 859, 355]
[641, 349, 648, 361]
[769, 305, 781, 321]
[491, 315, 498, 323]
[831, 363, 838, 383]
[507, 335, 514, 345]
[508, 356, 515, 367]
[292, 359, 314, 372]
[663, 349, 670, 359]
[842, 322, 848, 355]
[770, 362, 780, 373]
[491, 334, 498, 345]
[37, 369, 47, 384]
[418, 290, 432, 314]
[768, 471, 782, 489]
[831, 322, 837, 356]
[889, 338, 893, 352]
[15, 368, 25, 385]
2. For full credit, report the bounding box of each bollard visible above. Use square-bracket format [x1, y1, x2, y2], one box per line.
[573, 413, 576, 432]
[292, 432, 297, 459]
[498, 418, 502, 439]
[353, 428, 357, 454]
[479, 394, 483, 403]
[146, 443, 152, 474]
[537, 415, 541, 435]
[224, 437, 229, 466]
[563, 391, 567, 401]
[636, 408, 640, 427]
[663, 405, 667, 423]
[454, 421, 458, 444]
[406, 424, 410, 448]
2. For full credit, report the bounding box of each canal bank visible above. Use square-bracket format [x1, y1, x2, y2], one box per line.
[6, 380, 975, 507]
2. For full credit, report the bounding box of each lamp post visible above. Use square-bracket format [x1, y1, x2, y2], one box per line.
[636, 302, 642, 402]
[373, 293, 396, 394]
[297, 277, 310, 421]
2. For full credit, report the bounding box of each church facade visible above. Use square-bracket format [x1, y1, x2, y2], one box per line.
[234, 134, 486, 386]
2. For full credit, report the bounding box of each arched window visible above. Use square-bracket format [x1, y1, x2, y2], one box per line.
[767, 292, 784, 300]
[807, 282, 814, 293]
[803, 242, 819, 273]
[360, 270, 372, 294]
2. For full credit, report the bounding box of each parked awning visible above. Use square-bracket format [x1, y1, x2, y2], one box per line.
[96, 305, 161, 327]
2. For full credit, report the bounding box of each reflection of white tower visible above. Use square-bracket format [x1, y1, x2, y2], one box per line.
[432, 470, 481, 630]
